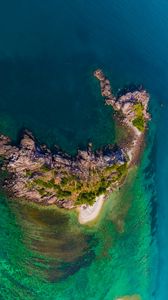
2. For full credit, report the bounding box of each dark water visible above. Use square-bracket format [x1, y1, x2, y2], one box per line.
[0, 0, 167, 299]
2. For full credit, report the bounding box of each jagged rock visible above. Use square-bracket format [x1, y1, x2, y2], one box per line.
[20, 131, 36, 151]
[0, 69, 150, 210]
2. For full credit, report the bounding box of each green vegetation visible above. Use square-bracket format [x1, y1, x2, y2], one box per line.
[38, 188, 48, 196]
[117, 163, 127, 177]
[132, 117, 145, 132]
[76, 191, 96, 205]
[75, 163, 128, 205]
[56, 189, 71, 199]
[76, 180, 83, 190]
[26, 170, 33, 177]
[33, 178, 72, 199]
[134, 102, 144, 116]
[132, 102, 145, 132]
[40, 164, 51, 172]
[61, 177, 69, 185]
[30, 162, 128, 205]
[34, 178, 56, 189]
[96, 186, 106, 196]
[100, 178, 111, 189]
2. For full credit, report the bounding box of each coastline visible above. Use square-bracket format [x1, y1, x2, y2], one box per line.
[76, 70, 150, 224]
[77, 131, 144, 225]
[78, 194, 105, 224]
[116, 296, 141, 300]
[0, 69, 150, 225]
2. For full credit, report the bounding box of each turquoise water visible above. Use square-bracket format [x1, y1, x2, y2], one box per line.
[0, 0, 167, 299]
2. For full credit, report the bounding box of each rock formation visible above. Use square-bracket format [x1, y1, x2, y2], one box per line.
[0, 69, 150, 211]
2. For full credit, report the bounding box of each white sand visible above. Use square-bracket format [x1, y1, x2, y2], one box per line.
[78, 194, 105, 224]
[116, 296, 141, 300]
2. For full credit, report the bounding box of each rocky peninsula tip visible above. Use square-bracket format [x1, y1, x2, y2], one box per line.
[0, 69, 150, 224]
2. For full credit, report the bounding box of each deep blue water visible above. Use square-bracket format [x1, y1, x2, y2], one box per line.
[0, 0, 168, 299]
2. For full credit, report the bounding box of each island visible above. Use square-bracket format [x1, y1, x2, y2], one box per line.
[0, 69, 150, 224]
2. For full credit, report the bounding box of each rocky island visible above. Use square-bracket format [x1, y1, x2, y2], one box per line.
[0, 69, 150, 224]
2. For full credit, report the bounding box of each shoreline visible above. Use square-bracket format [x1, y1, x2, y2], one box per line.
[78, 194, 105, 224]
[116, 295, 141, 300]
[77, 132, 144, 225]
[76, 70, 150, 224]
[0, 69, 150, 225]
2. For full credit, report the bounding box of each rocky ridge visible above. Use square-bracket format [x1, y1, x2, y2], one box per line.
[0, 69, 150, 210]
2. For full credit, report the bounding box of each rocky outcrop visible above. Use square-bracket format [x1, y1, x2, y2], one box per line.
[0, 69, 150, 210]
[94, 69, 116, 104]
[0, 129, 126, 207]
[94, 69, 150, 162]
[94, 69, 150, 124]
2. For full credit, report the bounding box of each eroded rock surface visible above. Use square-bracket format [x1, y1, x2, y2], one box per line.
[0, 69, 150, 210]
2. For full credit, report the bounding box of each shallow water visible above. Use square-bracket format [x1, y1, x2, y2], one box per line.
[0, 147, 155, 300]
[0, 0, 168, 299]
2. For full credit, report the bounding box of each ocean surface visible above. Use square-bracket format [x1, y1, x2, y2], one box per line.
[0, 1, 167, 299]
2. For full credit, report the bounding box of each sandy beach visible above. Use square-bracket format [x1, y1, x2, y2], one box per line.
[116, 296, 141, 300]
[78, 194, 105, 224]
[78, 130, 144, 225]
